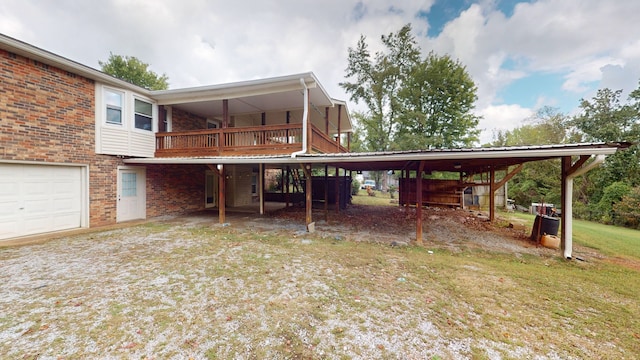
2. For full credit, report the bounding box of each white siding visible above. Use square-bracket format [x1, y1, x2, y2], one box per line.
[95, 83, 157, 157]
[99, 127, 130, 155]
[129, 131, 156, 158]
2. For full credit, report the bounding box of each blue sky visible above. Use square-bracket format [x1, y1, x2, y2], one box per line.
[1, 0, 639, 144]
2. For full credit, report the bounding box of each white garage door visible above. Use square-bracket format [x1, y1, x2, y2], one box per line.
[0, 164, 83, 240]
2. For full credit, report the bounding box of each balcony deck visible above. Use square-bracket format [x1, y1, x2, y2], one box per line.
[155, 124, 348, 157]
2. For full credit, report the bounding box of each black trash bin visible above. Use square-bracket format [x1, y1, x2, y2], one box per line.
[540, 215, 559, 236]
[531, 215, 560, 241]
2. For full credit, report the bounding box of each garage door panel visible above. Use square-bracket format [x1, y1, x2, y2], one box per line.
[0, 181, 19, 197]
[23, 214, 53, 233]
[23, 198, 52, 213]
[52, 198, 80, 212]
[23, 180, 49, 196]
[52, 212, 81, 229]
[0, 221, 20, 239]
[0, 199, 20, 218]
[53, 180, 79, 194]
[0, 164, 83, 240]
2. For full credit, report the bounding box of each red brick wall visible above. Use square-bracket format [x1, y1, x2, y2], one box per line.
[0, 49, 123, 227]
[146, 164, 207, 217]
[171, 107, 207, 132]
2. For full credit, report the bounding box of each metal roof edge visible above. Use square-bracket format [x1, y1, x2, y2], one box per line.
[123, 142, 625, 166]
[150, 72, 320, 101]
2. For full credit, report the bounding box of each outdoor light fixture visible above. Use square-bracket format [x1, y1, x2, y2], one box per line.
[453, 163, 462, 170]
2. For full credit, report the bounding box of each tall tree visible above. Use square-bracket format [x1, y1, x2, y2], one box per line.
[340, 24, 421, 152]
[100, 53, 169, 90]
[341, 24, 481, 152]
[397, 52, 480, 148]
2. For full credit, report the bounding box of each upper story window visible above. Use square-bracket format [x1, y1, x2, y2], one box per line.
[105, 89, 123, 125]
[134, 99, 153, 131]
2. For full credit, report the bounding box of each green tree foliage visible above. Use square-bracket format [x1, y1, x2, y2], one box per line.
[490, 107, 569, 207]
[99, 53, 169, 90]
[614, 187, 640, 229]
[340, 24, 420, 152]
[570, 83, 640, 225]
[594, 182, 631, 225]
[397, 52, 480, 148]
[340, 24, 480, 152]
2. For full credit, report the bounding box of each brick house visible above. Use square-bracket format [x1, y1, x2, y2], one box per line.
[0, 34, 352, 240]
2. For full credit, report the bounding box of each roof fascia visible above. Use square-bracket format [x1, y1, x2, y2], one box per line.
[151, 72, 323, 105]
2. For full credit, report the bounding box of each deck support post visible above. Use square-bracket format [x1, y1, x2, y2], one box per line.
[302, 164, 313, 231]
[208, 164, 226, 224]
[259, 163, 264, 215]
[416, 161, 425, 245]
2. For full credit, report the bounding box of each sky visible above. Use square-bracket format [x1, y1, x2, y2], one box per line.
[2, 0, 639, 144]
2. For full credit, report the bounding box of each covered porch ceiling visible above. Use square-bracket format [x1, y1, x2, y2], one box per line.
[150, 72, 353, 133]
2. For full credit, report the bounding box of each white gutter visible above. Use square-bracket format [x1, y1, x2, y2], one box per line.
[562, 155, 606, 259]
[291, 78, 309, 158]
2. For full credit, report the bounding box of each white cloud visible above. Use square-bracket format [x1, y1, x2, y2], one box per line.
[477, 104, 534, 144]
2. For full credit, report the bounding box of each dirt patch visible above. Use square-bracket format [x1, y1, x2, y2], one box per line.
[604, 256, 640, 271]
[259, 204, 550, 256]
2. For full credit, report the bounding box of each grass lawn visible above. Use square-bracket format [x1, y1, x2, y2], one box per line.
[1, 208, 638, 359]
[351, 189, 398, 206]
[504, 211, 640, 259]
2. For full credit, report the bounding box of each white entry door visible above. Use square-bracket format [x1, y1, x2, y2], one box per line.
[0, 163, 83, 240]
[117, 167, 146, 222]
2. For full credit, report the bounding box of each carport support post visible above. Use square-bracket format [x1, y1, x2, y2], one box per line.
[561, 156, 573, 259]
[210, 164, 225, 224]
[335, 166, 340, 213]
[324, 165, 329, 222]
[489, 166, 496, 222]
[259, 163, 265, 215]
[302, 164, 313, 231]
[416, 161, 425, 245]
[285, 166, 290, 208]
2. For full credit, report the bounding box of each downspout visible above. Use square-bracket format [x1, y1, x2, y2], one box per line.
[563, 155, 606, 259]
[291, 78, 309, 158]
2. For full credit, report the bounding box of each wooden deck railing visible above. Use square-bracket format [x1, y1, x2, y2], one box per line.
[310, 125, 348, 153]
[155, 123, 347, 157]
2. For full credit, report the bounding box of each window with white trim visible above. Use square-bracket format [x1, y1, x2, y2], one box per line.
[105, 89, 123, 125]
[134, 99, 153, 131]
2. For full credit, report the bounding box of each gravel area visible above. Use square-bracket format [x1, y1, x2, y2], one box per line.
[0, 206, 573, 359]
